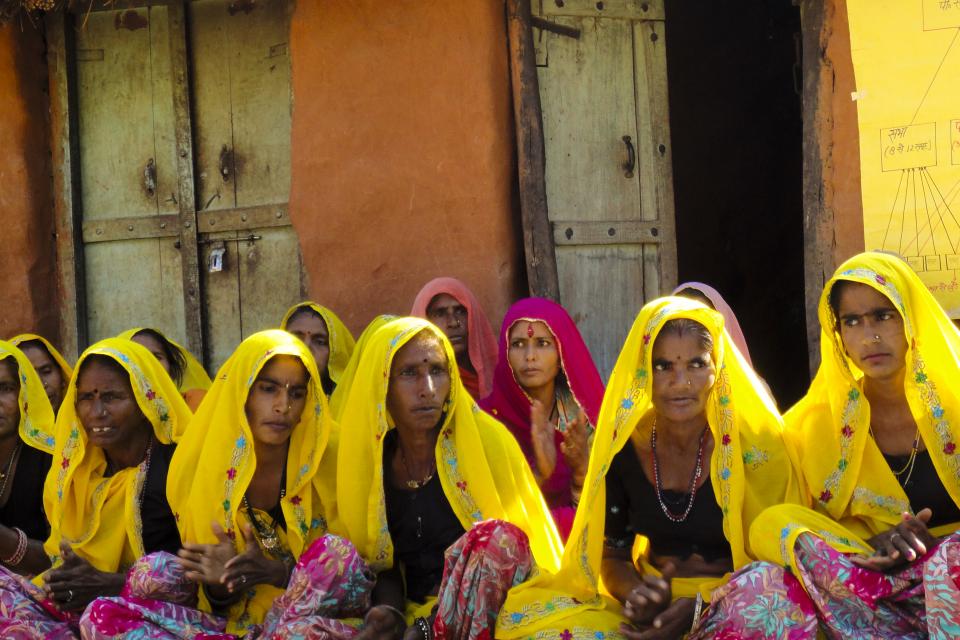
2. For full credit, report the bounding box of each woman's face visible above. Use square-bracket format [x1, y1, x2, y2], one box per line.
[132, 333, 171, 375]
[507, 321, 561, 392]
[20, 344, 66, 413]
[75, 358, 149, 452]
[0, 359, 20, 440]
[286, 311, 331, 378]
[835, 281, 908, 381]
[427, 293, 469, 360]
[651, 331, 716, 424]
[387, 333, 451, 434]
[244, 355, 309, 447]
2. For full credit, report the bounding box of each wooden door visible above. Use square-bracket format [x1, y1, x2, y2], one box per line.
[190, 0, 303, 370]
[534, 0, 677, 377]
[58, 0, 302, 370]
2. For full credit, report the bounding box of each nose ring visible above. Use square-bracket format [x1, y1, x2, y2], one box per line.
[873, 334, 881, 342]
[686, 379, 692, 386]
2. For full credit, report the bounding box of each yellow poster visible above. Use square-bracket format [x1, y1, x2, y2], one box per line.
[847, 0, 960, 315]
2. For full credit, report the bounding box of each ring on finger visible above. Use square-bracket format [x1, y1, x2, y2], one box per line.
[240, 575, 247, 585]
[65, 589, 74, 603]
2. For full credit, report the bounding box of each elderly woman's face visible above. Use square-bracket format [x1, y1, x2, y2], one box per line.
[387, 333, 451, 434]
[651, 331, 716, 424]
[75, 358, 148, 452]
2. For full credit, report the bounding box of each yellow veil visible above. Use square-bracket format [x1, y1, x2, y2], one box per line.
[40, 338, 192, 580]
[9, 333, 73, 382]
[281, 302, 356, 386]
[167, 329, 336, 635]
[0, 340, 56, 453]
[117, 328, 212, 393]
[332, 317, 562, 599]
[497, 297, 802, 638]
[756, 251, 960, 572]
[328, 314, 397, 421]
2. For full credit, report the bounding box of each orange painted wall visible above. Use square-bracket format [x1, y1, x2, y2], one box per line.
[0, 24, 57, 340]
[287, 0, 524, 335]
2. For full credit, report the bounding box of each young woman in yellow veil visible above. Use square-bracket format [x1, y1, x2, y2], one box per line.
[696, 251, 960, 637]
[281, 301, 356, 397]
[331, 316, 563, 639]
[0, 341, 57, 576]
[0, 338, 191, 638]
[79, 329, 362, 639]
[117, 327, 212, 411]
[496, 297, 803, 640]
[10, 333, 73, 415]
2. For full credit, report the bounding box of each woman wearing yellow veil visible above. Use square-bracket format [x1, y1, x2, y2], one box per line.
[10, 334, 73, 415]
[117, 327, 212, 411]
[496, 297, 803, 639]
[0, 338, 191, 637]
[80, 330, 355, 639]
[698, 252, 960, 637]
[0, 341, 57, 576]
[331, 317, 563, 639]
[282, 301, 356, 397]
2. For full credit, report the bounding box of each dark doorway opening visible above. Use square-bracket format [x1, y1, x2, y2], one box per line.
[665, 0, 808, 407]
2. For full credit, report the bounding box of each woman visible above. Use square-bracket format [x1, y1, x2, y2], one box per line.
[480, 297, 604, 540]
[334, 317, 563, 637]
[281, 302, 356, 396]
[328, 314, 397, 421]
[411, 277, 497, 400]
[10, 334, 73, 415]
[696, 251, 960, 638]
[496, 297, 802, 639]
[0, 338, 191, 637]
[80, 329, 339, 638]
[0, 341, 56, 576]
[118, 328, 212, 411]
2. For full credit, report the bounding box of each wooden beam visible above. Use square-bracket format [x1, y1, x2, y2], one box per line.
[800, 0, 834, 375]
[507, 0, 561, 301]
[47, 11, 86, 360]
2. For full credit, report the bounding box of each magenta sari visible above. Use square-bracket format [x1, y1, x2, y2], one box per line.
[479, 298, 604, 540]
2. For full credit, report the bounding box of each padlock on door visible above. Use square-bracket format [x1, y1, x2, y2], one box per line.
[208, 241, 226, 273]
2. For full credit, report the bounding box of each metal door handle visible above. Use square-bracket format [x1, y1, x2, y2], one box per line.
[622, 136, 635, 178]
[143, 158, 157, 197]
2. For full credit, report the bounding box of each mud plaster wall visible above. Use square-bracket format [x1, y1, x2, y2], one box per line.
[288, 0, 525, 335]
[0, 24, 57, 341]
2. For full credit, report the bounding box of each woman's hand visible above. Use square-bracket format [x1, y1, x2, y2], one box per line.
[560, 410, 589, 486]
[620, 597, 696, 640]
[622, 570, 672, 626]
[43, 542, 124, 611]
[356, 604, 406, 640]
[176, 522, 238, 588]
[221, 525, 290, 591]
[530, 399, 558, 482]
[853, 508, 937, 572]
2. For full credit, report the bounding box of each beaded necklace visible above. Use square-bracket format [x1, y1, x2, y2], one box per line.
[650, 420, 708, 523]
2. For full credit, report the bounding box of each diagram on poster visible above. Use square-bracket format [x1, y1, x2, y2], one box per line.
[848, 0, 960, 315]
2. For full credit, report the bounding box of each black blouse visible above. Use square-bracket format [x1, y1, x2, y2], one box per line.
[383, 433, 465, 603]
[0, 444, 52, 542]
[138, 442, 182, 555]
[605, 440, 731, 562]
[883, 448, 960, 528]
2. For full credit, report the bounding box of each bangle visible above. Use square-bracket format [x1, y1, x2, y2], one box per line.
[690, 592, 704, 632]
[2, 528, 27, 566]
[414, 616, 433, 640]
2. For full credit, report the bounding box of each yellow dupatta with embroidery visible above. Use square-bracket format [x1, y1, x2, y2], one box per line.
[498, 297, 803, 638]
[281, 302, 356, 387]
[39, 339, 192, 582]
[167, 330, 335, 636]
[9, 334, 73, 383]
[332, 317, 562, 610]
[752, 252, 960, 573]
[0, 340, 56, 454]
[116, 328, 212, 394]
[328, 314, 397, 421]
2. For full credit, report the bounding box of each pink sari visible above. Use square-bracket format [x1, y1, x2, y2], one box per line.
[411, 277, 498, 400]
[479, 298, 604, 540]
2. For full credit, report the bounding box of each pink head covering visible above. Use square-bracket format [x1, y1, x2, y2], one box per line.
[480, 298, 604, 518]
[410, 277, 498, 399]
[673, 281, 754, 367]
